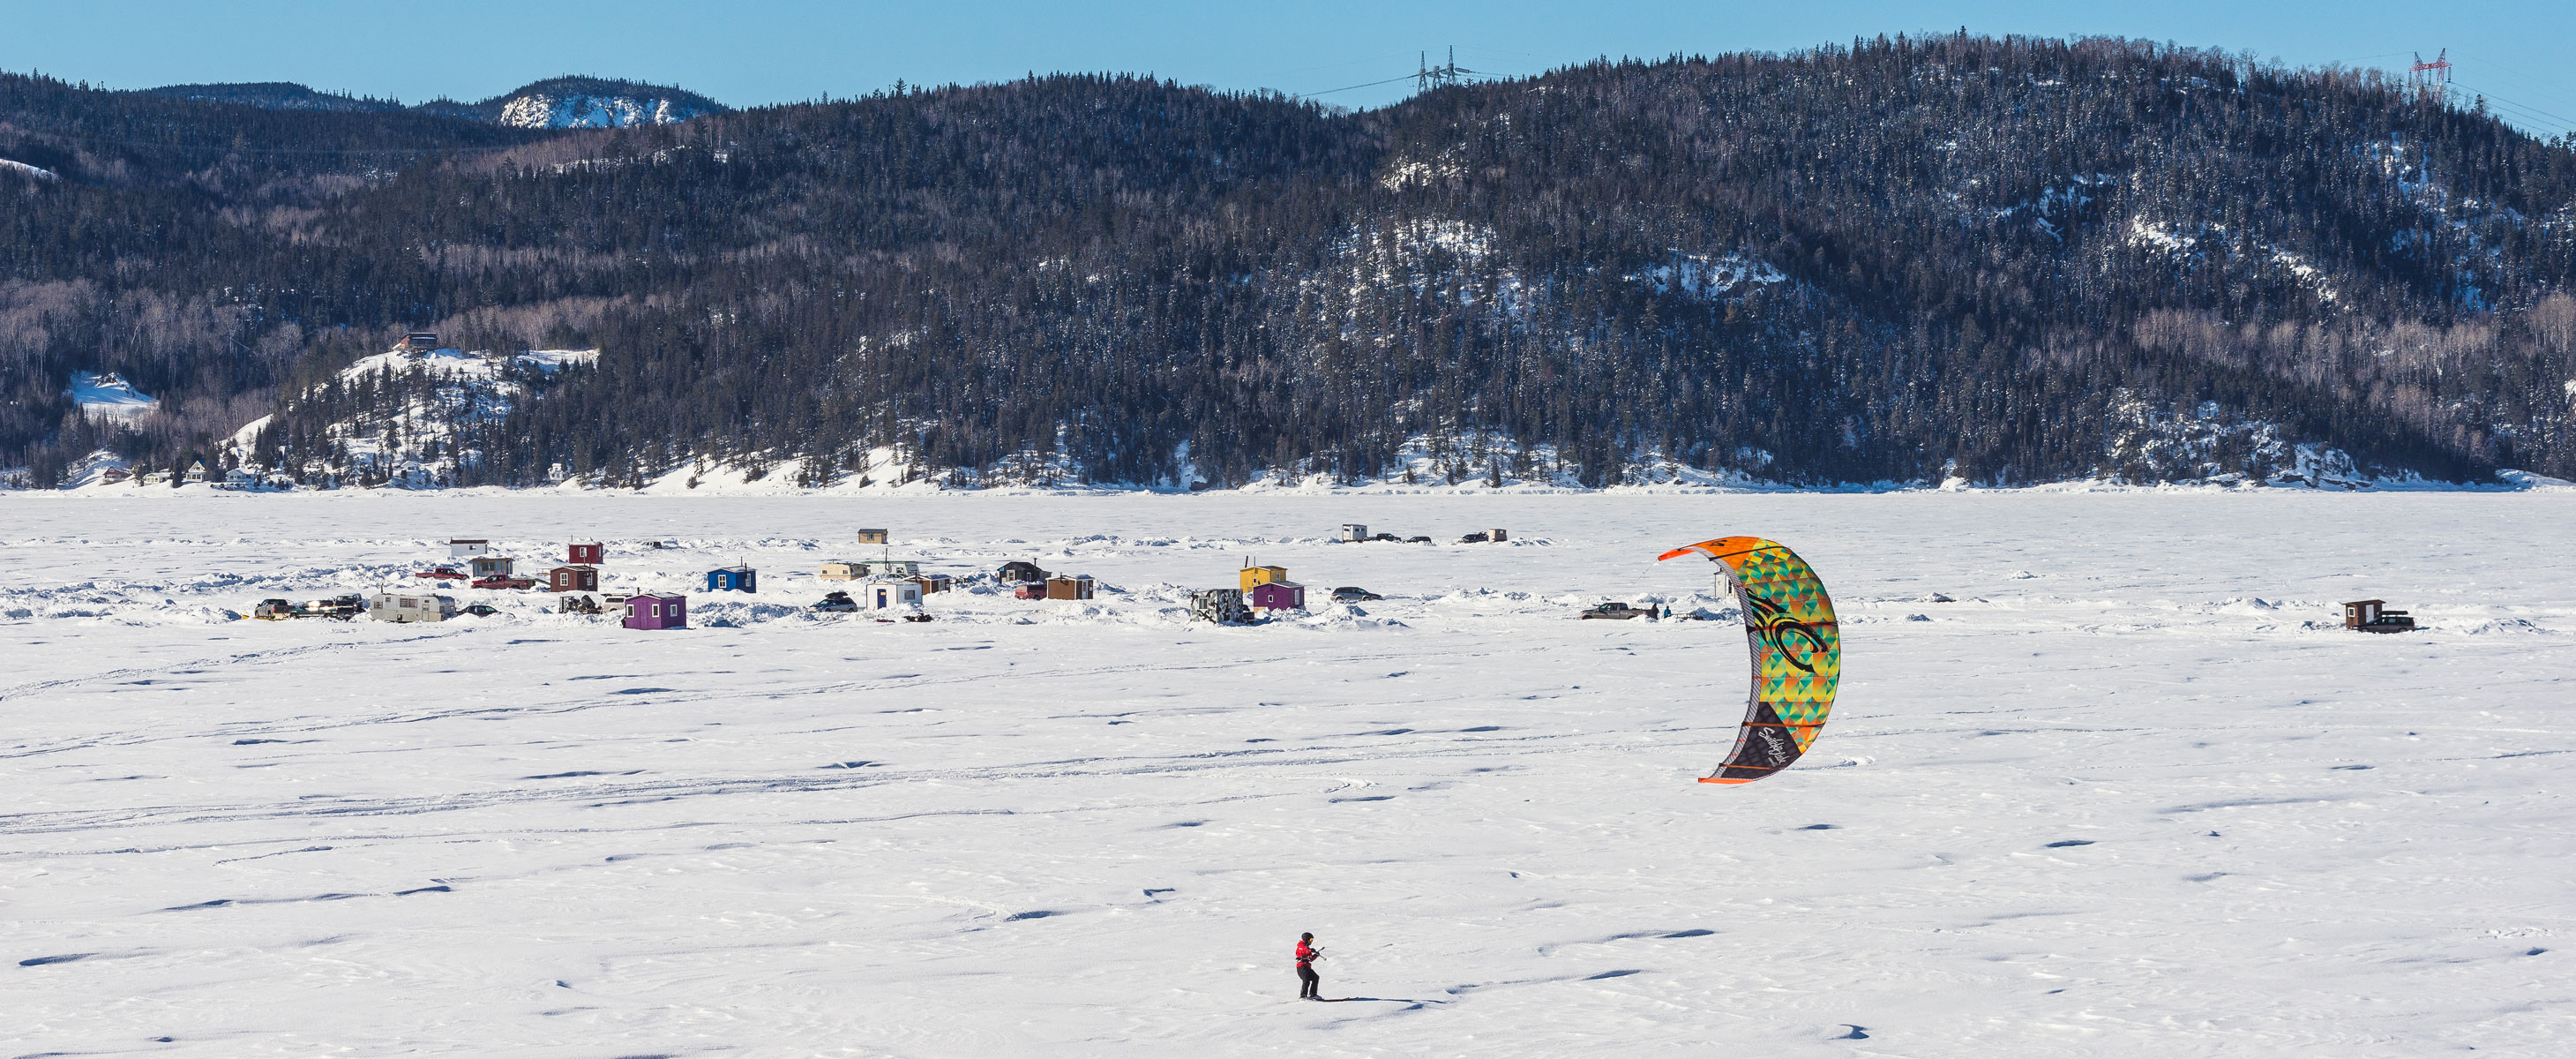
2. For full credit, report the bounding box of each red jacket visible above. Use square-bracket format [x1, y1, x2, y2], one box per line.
[1296, 941, 1319, 967]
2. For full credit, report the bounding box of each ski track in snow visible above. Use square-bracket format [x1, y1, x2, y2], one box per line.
[1, 492, 2570, 1056]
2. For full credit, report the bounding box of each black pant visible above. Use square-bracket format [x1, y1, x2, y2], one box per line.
[1298, 965, 1320, 998]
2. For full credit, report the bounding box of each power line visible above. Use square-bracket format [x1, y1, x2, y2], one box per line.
[2446, 81, 2576, 137]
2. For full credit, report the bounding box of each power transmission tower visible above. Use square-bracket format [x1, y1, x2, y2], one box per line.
[1417, 47, 1473, 92]
[2408, 49, 2452, 101]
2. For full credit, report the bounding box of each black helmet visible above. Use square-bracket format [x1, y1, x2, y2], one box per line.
[1300, 932, 1314, 940]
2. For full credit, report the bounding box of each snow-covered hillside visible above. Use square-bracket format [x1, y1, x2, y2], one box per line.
[64, 371, 156, 420]
[1, 492, 2570, 1055]
[220, 346, 594, 488]
[495, 91, 709, 128]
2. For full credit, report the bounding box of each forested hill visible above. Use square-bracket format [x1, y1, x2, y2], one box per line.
[6, 34, 2576, 491]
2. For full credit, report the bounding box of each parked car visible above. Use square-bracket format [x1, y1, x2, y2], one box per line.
[1406, 536, 1434, 544]
[416, 566, 468, 580]
[1330, 586, 1383, 603]
[811, 590, 858, 613]
[471, 575, 535, 590]
[460, 603, 500, 617]
[1459, 531, 1490, 544]
[308, 594, 365, 620]
[1581, 602, 1657, 620]
[1014, 583, 1049, 600]
[1370, 532, 1401, 542]
[251, 597, 300, 620]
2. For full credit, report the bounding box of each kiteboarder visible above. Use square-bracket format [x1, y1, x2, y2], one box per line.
[1295, 932, 1323, 999]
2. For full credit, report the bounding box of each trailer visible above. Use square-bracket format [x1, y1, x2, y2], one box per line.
[371, 592, 457, 623]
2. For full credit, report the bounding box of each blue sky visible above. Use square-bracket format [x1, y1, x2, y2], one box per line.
[7, 1, 2572, 136]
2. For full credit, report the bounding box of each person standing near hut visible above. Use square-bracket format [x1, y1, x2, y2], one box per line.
[1294, 932, 1324, 1000]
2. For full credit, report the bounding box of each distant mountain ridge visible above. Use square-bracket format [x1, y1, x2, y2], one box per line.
[143, 75, 725, 128]
[10, 36, 2576, 492]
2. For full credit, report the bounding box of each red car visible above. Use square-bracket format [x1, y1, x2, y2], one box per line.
[472, 575, 535, 590]
[1014, 582, 1048, 600]
[416, 566, 468, 580]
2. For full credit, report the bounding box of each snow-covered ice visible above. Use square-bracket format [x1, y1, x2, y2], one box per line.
[3, 492, 2569, 1055]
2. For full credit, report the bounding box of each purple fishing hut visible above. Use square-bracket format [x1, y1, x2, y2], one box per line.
[625, 593, 687, 630]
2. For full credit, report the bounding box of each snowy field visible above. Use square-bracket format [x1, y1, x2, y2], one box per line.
[3, 492, 2570, 1057]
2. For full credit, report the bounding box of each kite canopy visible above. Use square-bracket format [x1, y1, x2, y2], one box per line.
[1659, 537, 1841, 785]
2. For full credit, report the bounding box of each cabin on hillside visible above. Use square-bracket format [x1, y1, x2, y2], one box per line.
[707, 565, 758, 593]
[401, 333, 439, 352]
[625, 593, 687, 630]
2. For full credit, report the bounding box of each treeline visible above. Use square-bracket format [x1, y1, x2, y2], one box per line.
[4, 34, 2575, 489]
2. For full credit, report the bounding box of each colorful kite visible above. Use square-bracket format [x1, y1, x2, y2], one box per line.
[1658, 537, 1841, 785]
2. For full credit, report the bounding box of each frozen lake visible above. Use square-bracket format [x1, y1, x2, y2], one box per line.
[4, 492, 2570, 1056]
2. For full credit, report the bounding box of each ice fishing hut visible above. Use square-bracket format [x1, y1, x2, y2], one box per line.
[707, 565, 758, 593]
[870, 559, 922, 578]
[857, 529, 889, 545]
[863, 579, 924, 611]
[447, 537, 490, 560]
[369, 591, 456, 623]
[1488, 528, 1508, 542]
[998, 560, 1047, 585]
[625, 593, 687, 630]
[1247, 581, 1306, 613]
[1341, 523, 1369, 543]
[1239, 562, 1292, 593]
[468, 556, 517, 580]
[911, 573, 954, 594]
[567, 542, 603, 565]
[548, 565, 599, 592]
[401, 333, 440, 353]
[1191, 588, 1252, 625]
[1045, 575, 1096, 601]
[820, 560, 866, 582]
[2343, 599, 2417, 633]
